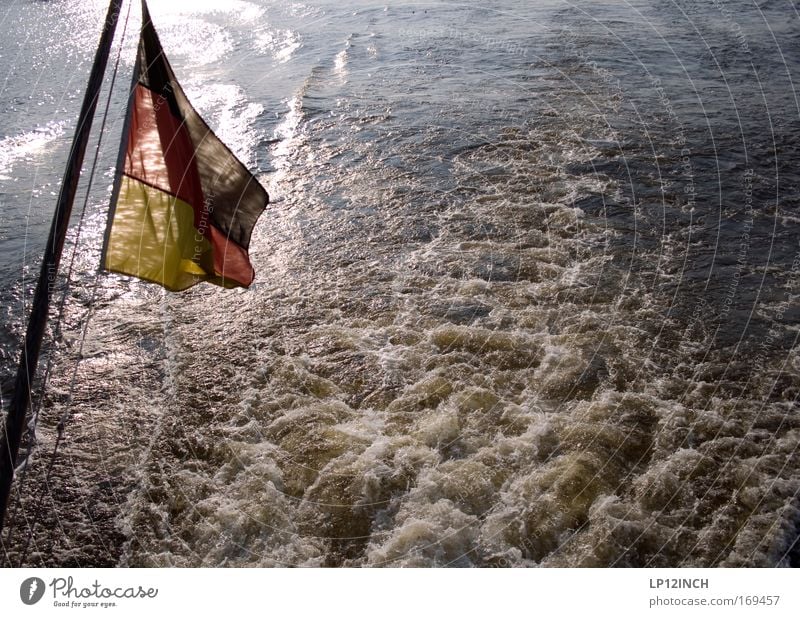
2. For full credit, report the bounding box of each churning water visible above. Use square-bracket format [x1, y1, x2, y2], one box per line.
[1, 0, 799, 567]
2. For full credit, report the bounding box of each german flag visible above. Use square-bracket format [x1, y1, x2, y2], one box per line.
[102, 1, 268, 290]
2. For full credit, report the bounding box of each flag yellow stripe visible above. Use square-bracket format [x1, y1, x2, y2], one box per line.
[104, 176, 214, 291]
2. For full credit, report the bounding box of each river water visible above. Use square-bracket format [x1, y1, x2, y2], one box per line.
[1, 0, 799, 567]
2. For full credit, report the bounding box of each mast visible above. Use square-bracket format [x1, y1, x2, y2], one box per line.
[0, 0, 124, 534]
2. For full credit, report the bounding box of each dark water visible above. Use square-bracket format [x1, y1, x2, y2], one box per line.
[1, 0, 799, 566]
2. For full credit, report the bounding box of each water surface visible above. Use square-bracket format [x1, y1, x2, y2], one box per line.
[1, 0, 799, 567]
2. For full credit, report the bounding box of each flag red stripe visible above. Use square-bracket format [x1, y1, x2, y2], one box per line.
[125, 84, 208, 230]
[207, 224, 256, 286]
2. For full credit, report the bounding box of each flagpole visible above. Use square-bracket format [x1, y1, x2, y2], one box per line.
[0, 0, 124, 535]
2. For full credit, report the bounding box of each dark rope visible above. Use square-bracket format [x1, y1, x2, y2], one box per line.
[0, 0, 124, 540]
[5, 0, 134, 566]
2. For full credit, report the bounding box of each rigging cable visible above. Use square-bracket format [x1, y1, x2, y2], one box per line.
[2, 0, 134, 566]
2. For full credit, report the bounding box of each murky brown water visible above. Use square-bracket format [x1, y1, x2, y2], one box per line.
[2, 0, 799, 566]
